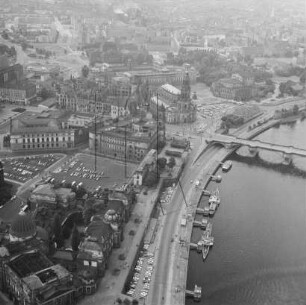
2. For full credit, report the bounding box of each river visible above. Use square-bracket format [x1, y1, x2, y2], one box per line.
[186, 118, 306, 305]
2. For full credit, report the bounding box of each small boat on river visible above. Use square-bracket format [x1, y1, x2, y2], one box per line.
[222, 160, 232, 172]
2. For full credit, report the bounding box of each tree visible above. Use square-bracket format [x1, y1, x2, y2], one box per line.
[167, 157, 176, 170]
[123, 298, 131, 305]
[143, 170, 159, 187]
[157, 157, 167, 170]
[40, 87, 53, 100]
[71, 224, 80, 252]
[81, 65, 89, 78]
[293, 104, 299, 115]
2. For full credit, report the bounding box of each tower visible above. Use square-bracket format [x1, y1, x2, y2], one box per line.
[180, 72, 191, 101]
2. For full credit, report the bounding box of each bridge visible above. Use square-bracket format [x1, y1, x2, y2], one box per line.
[206, 134, 306, 160]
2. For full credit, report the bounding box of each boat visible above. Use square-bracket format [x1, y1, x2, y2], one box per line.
[206, 222, 212, 235]
[201, 218, 208, 229]
[209, 203, 217, 215]
[202, 245, 209, 260]
[208, 188, 220, 205]
[222, 160, 232, 172]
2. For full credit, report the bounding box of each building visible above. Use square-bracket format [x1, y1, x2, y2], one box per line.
[0, 81, 36, 105]
[211, 77, 253, 101]
[150, 73, 197, 124]
[77, 195, 128, 278]
[124, 64, 197, 87]
[4, 250, 75, 305]
[0, 64, 36, 105]
[0, 213, 50, 291]
[0, 64, 23, 87]
[133, 149, 157, 186]
[30, 184, 76, 208]
[89, 118, 158, 163]
[10, 111, 80, 152]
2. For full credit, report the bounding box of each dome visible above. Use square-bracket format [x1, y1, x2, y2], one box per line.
[104, 209, 119, 223]
[9, 214, 36, 239]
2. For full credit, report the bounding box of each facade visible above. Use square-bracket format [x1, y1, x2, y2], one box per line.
[0, 64, 23, 87]
[211, 75, 253, 101]
[10, 111, 77, 151]
[0, 64, 35, 105]
[0, 81, 36, 105]
[89, 118, 158, 163]
[77, 197, 127, 277]
[124, 64, 197, 88]
[150, 73, 197, 124]
[57, 81, 131, 118]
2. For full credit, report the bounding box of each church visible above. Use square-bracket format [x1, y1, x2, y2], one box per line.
[150, 73, 197, 124]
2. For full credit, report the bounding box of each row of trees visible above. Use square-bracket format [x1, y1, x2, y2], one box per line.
[142, 157, 176, 187]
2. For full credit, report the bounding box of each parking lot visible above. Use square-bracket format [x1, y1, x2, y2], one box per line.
[2, 154, 62, 183]
[126, 244, 156, 301]
[50, 153, 137, 192]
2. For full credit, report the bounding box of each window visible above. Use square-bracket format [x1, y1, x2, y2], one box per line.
[92, 261, 97, 267]
[84, 260, 89, 266]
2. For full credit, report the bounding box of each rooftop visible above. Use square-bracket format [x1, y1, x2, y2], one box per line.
[8, 250, 53, 278]
[161, 84, 181, 95]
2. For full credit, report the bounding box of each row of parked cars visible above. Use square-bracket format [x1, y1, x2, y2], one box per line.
[127, 244, 155, 300]
[2, 154, 60, 183]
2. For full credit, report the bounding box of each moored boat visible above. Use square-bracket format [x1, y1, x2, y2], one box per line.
[209, 203, 217, 215]
[202, 245, 209, 260]
[208, 188, 220, 205]
[222, 160, 232, 172]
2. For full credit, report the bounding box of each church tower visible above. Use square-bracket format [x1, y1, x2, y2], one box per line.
[180, 73, 191, 101]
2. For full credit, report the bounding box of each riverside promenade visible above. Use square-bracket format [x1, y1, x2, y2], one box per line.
[168, 146, 231, 305]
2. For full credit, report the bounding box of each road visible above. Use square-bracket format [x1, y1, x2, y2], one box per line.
[150, 138, 221, 304]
